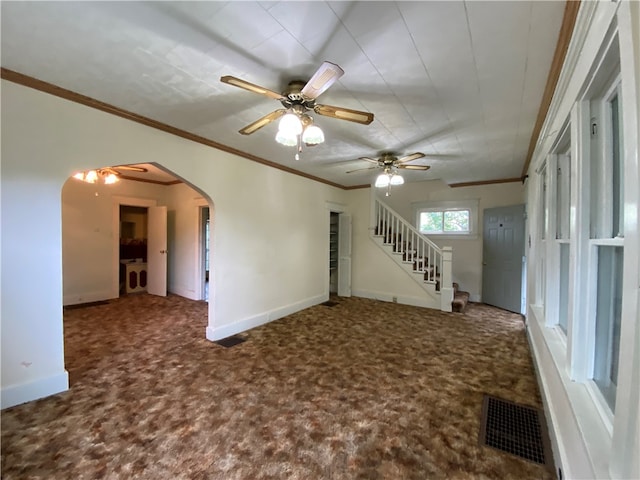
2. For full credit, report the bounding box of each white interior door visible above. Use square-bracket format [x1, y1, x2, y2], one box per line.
[482, 204, 525, 313]
[147, 206, 167, 296]
[337, 213, 352, 297]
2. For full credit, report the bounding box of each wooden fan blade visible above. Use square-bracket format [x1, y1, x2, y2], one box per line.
[314, 104, 374, 125]
[113, 165, 148, 173]
[239, 109, 286, 135]
[346, 166, 378, 174]
[220, 75, 284, 101]
[359, 157, 380, 164]
[301, 61, 344, 99]
[398, 164, 431, 171]
[396, 152, 425, 164]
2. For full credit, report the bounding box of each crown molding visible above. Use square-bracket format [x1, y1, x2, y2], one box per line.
[0, 68, 346, 190]
[521, 0, 582, 179]
[2, 67, 552, 192]
[448, 177, 522, 189]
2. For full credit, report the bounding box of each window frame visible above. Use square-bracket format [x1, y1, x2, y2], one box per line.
[412, 199, 479, 239]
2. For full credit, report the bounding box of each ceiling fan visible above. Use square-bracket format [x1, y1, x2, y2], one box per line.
[346, 152, 430, 195]
[220, 62, 374, 158]
[346, 152, 430, 174]
[72, 165, 148, 184]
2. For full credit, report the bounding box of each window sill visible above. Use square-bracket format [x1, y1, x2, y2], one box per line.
[528, 305, 613, 479]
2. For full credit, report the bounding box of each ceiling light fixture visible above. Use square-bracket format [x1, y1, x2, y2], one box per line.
[375, 168, 404, 196]
[275, 106, 324, 160]
[72, 168, 120, 185]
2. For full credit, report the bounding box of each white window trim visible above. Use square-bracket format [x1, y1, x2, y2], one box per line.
[411, 199, 479, 240]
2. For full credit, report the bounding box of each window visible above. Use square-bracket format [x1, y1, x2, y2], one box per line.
[587, 66, 624, 414]
[593, 246, 623, 411]
[590, 76, 623, 240]
[419, 209, 470, 234]
[413, 200, 478, 238]
[540, 165, 548, 240]
[610, 92, 624, 238]
[556, 152, 571, 240]
[558, 243, 570, 333]
[553, 126, 571, 334]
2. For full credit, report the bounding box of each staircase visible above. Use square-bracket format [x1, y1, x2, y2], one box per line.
[370, 196, 470, 313]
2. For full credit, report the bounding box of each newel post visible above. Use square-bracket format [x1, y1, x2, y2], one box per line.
[440, 246, 454, 312]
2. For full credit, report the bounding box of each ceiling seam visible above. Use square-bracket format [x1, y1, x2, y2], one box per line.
[0, 68, 535, 191]
[396, 3, 460, 158]
[462, 0, 494, 164]
[324, 2, 412, 149]
[511, 2, 535, 176]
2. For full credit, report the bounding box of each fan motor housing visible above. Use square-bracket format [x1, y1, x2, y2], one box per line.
[280, 80, 316, 109]
[380, 152, 399, 165]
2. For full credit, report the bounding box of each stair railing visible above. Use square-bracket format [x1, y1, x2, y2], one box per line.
[370, 196, 454, 311]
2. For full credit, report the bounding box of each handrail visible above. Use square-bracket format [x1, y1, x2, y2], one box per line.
[372, 197, 442, 283]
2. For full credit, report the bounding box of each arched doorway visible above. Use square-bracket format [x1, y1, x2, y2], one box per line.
[61, 162, 214, 384]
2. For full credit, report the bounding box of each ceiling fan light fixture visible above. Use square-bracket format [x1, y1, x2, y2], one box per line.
[275, 129, 298, 147]
[390, 173, 404, 185]
[72, 168, 126, 185]
[84, 170, 99, 183]
[302, 124, 324, 145]
[375, 173, 391, 188]
[104, 172, 120, 184]
[278, 112, 303, 136]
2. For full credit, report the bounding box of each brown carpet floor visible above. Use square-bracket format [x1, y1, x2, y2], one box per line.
[1, 294, 553, 479]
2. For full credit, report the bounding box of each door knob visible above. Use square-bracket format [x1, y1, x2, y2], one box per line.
[160, 249, 168, 254]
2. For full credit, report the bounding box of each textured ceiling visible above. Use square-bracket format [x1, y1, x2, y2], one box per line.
[1, 1, 565, 187]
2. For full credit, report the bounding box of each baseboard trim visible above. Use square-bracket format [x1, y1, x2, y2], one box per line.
[63, 289, 113, 306]
[1, 371, 69, 409]
[206, 293, 327, 341]
[168, 286, 198, 301]
[351, 289, 440, 310]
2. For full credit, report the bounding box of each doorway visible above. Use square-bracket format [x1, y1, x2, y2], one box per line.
[111, 197, 168, 298]
[200, 206, 210, 301]
[119, 206, 149, 295]
[482, 204, 526, 313]
[328, 210, 352, 297]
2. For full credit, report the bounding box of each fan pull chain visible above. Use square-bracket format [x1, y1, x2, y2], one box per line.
[295, 136, 302, 161]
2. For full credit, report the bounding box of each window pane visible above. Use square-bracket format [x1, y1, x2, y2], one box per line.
[558, 243, 570, 333]
[420, 212, 443, 233]
[611, 94, 623, 237]
[541, 168, 547, 240]
[443, 210, 470, 232]
[556, 154, 571, 239]
[593, 246, 623, 411]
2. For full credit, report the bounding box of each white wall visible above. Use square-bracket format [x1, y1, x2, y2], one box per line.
[370, 179, 525, 302]
[1, 79, 348, 408]
[525, 2, 639, 479]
